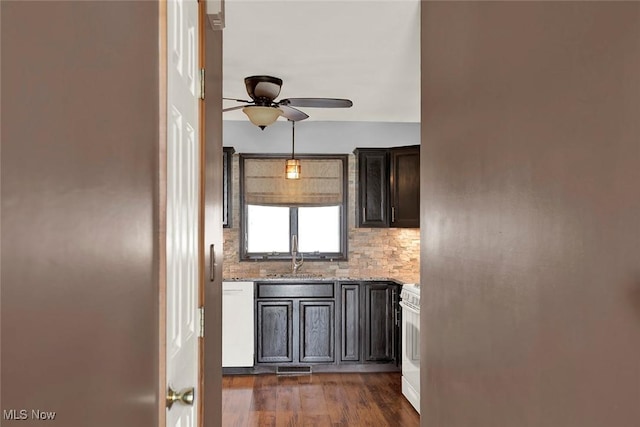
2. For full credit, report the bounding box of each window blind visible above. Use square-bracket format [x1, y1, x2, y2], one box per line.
[244, 158, 343, 206]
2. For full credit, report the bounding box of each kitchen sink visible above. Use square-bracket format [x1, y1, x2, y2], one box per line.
[263, 273, 323, 279]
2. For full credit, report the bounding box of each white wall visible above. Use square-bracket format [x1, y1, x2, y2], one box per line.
[223, 120, 419, 154]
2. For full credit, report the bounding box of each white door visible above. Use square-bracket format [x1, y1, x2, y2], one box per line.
[166, 0, 200, 426]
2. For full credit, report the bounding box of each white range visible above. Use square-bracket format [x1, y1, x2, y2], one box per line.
[399, 283, 420, 414]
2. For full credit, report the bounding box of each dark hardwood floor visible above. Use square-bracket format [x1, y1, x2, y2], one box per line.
[222, 372, 419, 426]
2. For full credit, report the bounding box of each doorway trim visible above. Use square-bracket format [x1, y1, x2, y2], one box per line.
[158, 0, 168, 425]
[158, 0, 206, 425]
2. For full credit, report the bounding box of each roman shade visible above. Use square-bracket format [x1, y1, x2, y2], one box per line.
[244, 157, 343, 206]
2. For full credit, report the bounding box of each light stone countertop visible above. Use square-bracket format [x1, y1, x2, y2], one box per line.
[223, 276, 405, 284]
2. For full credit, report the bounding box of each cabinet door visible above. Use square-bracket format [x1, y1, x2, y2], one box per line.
[340, 284, 360, 362]
[390, 145, 420, 228]
[222, 147, 234, 228]
[256, 300, 293, 363]
[299, 300, 335, 363]
[357, 149, 389, 227]
[363, 284, 396, 362]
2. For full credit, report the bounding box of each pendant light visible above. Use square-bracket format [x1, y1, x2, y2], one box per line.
[285, 120, 301, 180]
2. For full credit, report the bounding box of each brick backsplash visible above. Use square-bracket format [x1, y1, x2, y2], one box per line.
[223, 153, 420, 284]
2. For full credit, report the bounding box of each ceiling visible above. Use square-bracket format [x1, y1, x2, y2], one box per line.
[222, 0, 421, 124]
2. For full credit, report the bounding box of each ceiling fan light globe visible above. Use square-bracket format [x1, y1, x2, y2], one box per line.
[242, 106, 282, 129]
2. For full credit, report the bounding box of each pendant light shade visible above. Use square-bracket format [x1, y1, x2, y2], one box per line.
[242, 106, 282, 130]
[285, 159, 301, 180]
[286, 120, 300, 180]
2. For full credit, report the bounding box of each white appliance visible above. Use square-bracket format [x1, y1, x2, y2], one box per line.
[222, 281, 254, 367]
[400, 283, 420, 413]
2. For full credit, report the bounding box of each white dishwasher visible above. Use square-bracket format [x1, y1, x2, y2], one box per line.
[222, 281, 254, 367]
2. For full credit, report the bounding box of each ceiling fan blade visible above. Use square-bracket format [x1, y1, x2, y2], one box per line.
[279, 98, 353, 108]
[223, 105, 247, 113]
[279, 105, 309, 122]
[223, 97, 252, 103]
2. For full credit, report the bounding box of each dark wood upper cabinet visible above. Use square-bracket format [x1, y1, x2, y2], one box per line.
[390, 145, 420, 228]
[356, 149, 390, 227]
[356, 145, 420, 228]
[222, 147, 234, 228]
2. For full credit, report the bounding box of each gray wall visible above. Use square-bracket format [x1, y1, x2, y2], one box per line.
[224, 120, 419, 153]
[1, 2, 160, 425]
[421, 2, 640, 426]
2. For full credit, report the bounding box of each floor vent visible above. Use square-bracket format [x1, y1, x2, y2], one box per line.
[276, 366, 312, 375]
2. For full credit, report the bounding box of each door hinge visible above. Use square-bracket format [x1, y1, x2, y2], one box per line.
[199, 68, 205, 100]
[198, 306, 205, 338]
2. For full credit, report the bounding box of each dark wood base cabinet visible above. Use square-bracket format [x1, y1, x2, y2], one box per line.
[363, 283, 398, 362]
[256, 283, 335, 365]
[256, 300, 294, 363]
[299, 301, 335, 363]
[340, 282, 400, 365]
[255, 281, 400, 372]
[340, 283, 360, 362]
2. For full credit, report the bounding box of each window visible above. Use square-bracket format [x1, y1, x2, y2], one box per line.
[240, 154, 348, 260]
[298, 206, 341, 252]
[246, 205, 290, 253]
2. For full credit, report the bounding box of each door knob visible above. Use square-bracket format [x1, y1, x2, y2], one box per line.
[166, 386, 195, 409]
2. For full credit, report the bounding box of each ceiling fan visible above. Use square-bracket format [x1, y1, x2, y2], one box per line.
[223, 75, 353, 130]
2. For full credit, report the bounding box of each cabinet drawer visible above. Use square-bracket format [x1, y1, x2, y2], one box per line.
[257, 282, 334, 298]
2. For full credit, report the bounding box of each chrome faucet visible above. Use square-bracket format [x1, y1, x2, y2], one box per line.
[291, 235, 304, 274]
